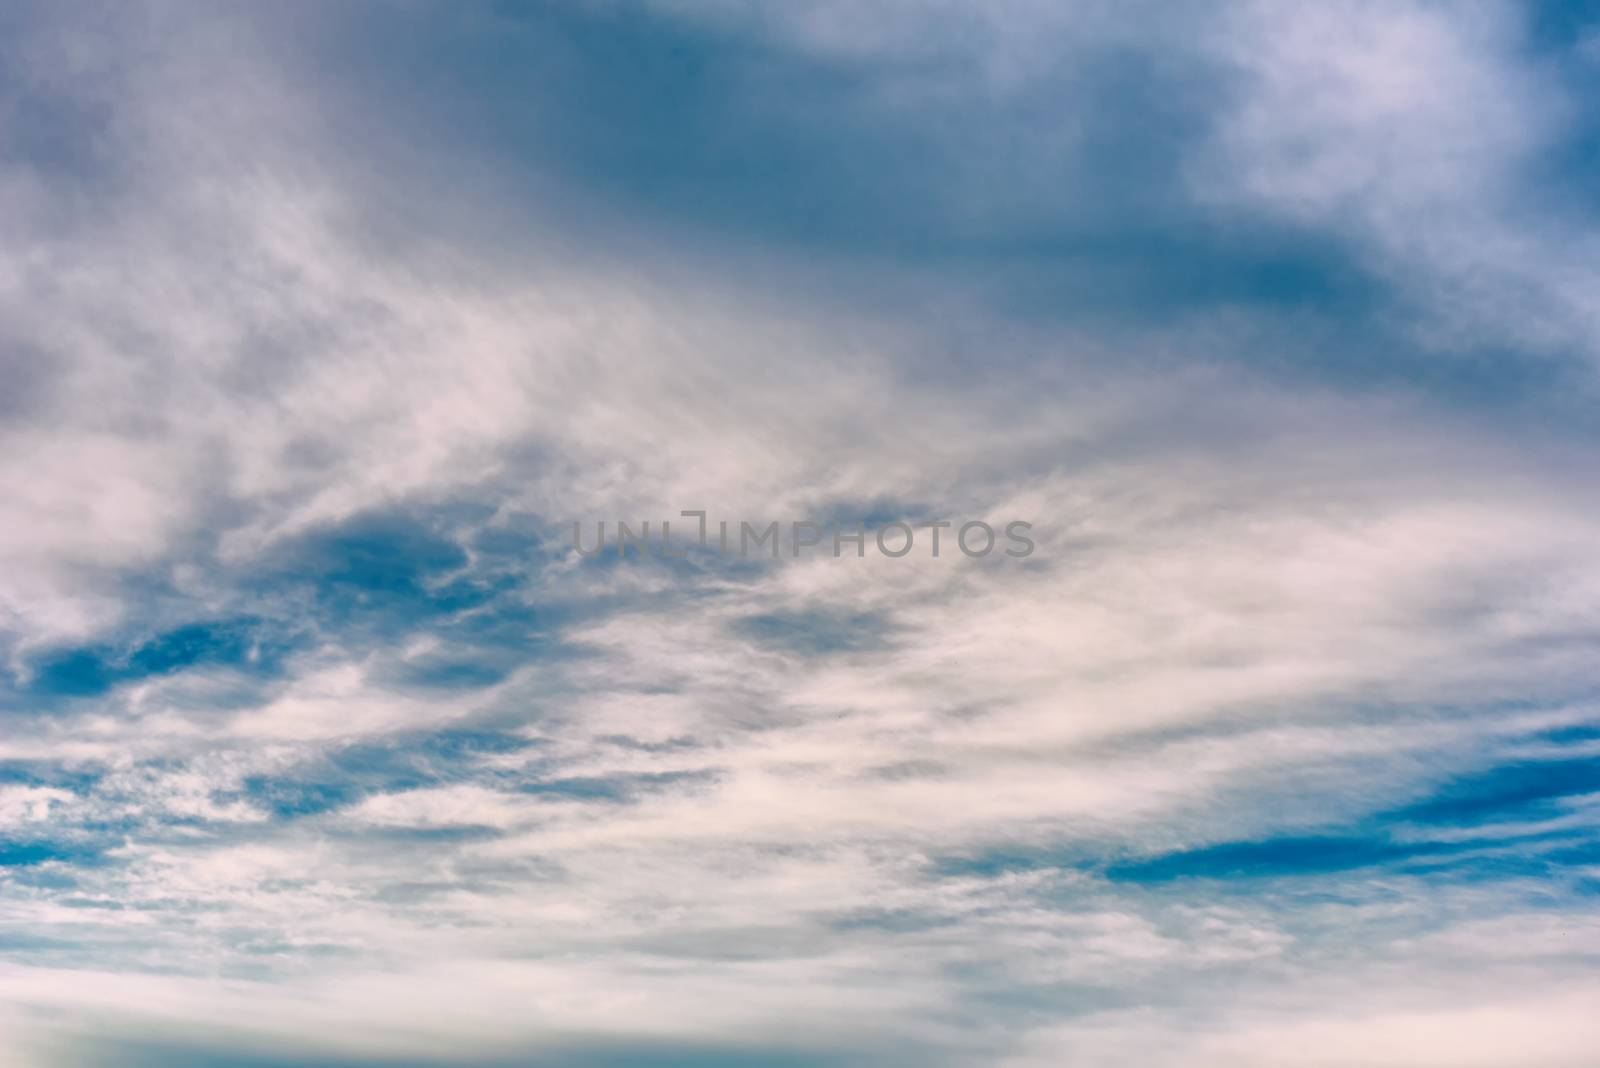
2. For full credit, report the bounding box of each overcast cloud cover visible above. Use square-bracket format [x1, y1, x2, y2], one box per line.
[2, 1, 1600, 1065]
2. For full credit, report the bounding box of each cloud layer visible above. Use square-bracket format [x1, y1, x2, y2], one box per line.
[2, 2, 1599, 1065]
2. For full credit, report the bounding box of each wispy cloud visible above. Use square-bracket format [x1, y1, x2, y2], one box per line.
[2, 2, 1599, 1065]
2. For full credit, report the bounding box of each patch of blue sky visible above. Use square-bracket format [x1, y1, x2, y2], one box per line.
[16, 616, 298, 701]
[930, 722, 1600, 889]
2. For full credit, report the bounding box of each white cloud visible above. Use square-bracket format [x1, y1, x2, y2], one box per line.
[2, 3, 1599, 1065]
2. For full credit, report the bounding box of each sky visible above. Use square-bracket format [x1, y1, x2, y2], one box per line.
[2, 1, 1600, 1065]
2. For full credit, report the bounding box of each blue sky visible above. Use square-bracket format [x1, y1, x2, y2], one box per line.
[2, 2, 1600, 1065]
